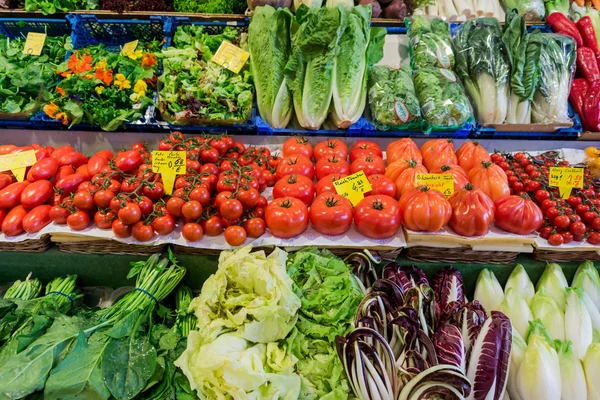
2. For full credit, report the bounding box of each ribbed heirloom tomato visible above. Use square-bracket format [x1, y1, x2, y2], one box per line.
[265, 197, 309, 238]
[309, 193, 353, 235]
[468, 161, 509, 202]
[273, 174, 315, 206]
[353, 195, 402, 239]
[448, 183, 495, 237]
[420, 138, 457, 171]
[395, 161, 428, 197]
[399, 186, 452, 232]
[495, 195, 543, 235]
[386, 138, 422, 164]
[430, 164, 469, 191]
[455, 141, 491, 173]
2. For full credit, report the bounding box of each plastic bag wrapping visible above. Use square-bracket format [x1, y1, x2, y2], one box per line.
[500, 0, 545, 20]
[367, 65, 422, 130]
[454, 18, 511, 124]
[529, 32, 576, 124]
[413, 67, 473, 130]
[406, 15, 454, 70]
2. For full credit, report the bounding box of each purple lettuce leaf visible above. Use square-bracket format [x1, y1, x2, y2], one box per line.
[433, 324, 465, 372]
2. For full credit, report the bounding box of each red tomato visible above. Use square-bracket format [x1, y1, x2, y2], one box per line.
[75, 164, 92, 180]
[494, 195, 543, 235]
[399, 186, 451, 232]
[182, 200, 203, 220]
[315, 156, 350, 180]
[203, 216, 223, 236]
[55, 165, 75, 181]
[367, 174, 396, 198]
[468, 162, 509, 202]
[142, 182, 165, 202]
[2, 205, 27, 236]
[0, 174, 12, 191]
[20, 180, 52, 209]
[23, 205, 51, 233]
[244, 218, 266, 238]
[387, 139, 422, 164]
[0, 144, 16, 155]
[283, 136, 313, 160]
[310, 193, 353, 235]
[455, 141, 491, 173]
[430, 164, 470, 191]
[95, 149, 114, 160]
[220, 199, 243, 220]
[182, 222, 203, 242]
[353, 195, 403, 239]
[114, 150, 142, 172]
[314, 140, 348, 162]
[316, 173, 347, 196]
[0, 182, 30, 209]
[55, 174, 86, 195]
[132, 222, 155, 242]
[350, 155, 385, 176]
[30, 157, 59, 181]
[51, 145, 75, 159]
[136, 196, 154, 216]
[87, 155, 109, 176]
[166, 197, 185, 217]
[73, 191, 95, 211]
[94, 210, 115, 229]
[152, 214, 175, 235]
[448, 183, 495, 237]
[118, 203, 141, 225]
[273, 175, 316, 206]
[275, 155, 314, 180]
[93, 190, 115, 208]
[112, 219, 132, 238]
[548, 233, 564, 246]
[59, 152, 88, 168]
[224, 226, 247, 246]
[265, 197, 309, 238]
[349, 140, 383, 163]
[49, 206, 69, 224]
[237, 188, 260, 209]
[66, 210, 90, 231]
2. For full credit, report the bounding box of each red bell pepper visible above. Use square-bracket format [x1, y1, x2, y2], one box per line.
[584, 80, 600, 131]
[547, 12, 584, 47]
[577, 47, 600, 83]
[570, 78, 589, 129]
[577, 17, 599, 53]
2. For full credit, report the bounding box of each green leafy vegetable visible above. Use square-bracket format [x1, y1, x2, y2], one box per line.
[173, 0, 246, 13]
[407, 15, 454, 70]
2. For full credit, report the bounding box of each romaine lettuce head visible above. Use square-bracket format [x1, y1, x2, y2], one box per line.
[176, 332, 301, 399]
[189, 246, 300, 345]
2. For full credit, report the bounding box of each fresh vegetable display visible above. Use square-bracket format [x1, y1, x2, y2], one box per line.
[159, 25, 254, 126]
[474, 260, 600, 400]
[44, 42, 159, 131]
[415, 0, 505, 19]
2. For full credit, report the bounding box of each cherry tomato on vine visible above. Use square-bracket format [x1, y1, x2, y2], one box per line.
[132, 222, 155, 242]
[73, 191, 95, 211]
[220, 199, 243, 220]
[67, 211, 90, 231]
[224, 226, 247, 246]
[182, 222, 203, 242]
[548, 233, 564, 246]
[182, 200, 203, 220]
[152, 214, 175, 235]
[203, 216, 223, 236]
[118, 203, 141, 225]
[94, 210, 115, 229]
[244, 218, 266, 238]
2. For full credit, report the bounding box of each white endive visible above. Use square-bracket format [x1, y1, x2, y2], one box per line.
[507, 330, 526, 400]
[584, 343, 600, 400]
[517, 321, 561, 400]
[530, 291, 565, 341]
[582, 290, 600, 332]
[572, 260, 600, 311]
[474, 269, 504, 311]
[536, 263, 568, 312]
[500, 288, 533, 339]
[556, 340, 587, 400]
[505, 264, 535, 306]
[565, 288, 593, 360]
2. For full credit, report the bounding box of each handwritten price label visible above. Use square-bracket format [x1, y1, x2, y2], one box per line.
[333, 171, 372, 206]
[212, 41, 250, 74]
[549, 167, 583, 199]
[23, 32, 46, 56]
[120, 40, 138, 56]
[152, 151, 186, 195]
[415, 173, 454, 199]
[0, 150, 37, 182]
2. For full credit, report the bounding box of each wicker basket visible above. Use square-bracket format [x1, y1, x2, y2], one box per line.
[0, 235, 51, 252]
[57, 239, 166, 256]
[533, 249, 600, 263]
[405, 246, 519, 265]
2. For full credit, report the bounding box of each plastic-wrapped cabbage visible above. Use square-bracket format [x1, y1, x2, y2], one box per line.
[407, 15, 454, 70]
[413, 67, 473, 129]
[367, 65, 422, 130]
[187, 246, 300, 345]
[501, 0, 545, 20]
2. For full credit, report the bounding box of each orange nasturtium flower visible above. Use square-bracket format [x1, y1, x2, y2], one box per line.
[96, 67, 113, 86]
[141, 53, 157, 68]
[55, 112, 69, 125]
[67, 54, 93, 75]
[114, 74, 131, 91]
[43, 102, 59, 118]
[56, 87, 66, 97]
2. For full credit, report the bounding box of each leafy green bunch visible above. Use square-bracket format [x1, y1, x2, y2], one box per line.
[46, 42, 160, 131]
[25, 0, 98, 15]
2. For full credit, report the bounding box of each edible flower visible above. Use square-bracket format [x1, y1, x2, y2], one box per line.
[43, 102, 59, 118]
[141, 53, 157, 68]
[56, 112, 69, 125]
[95, 86, 104, 95]
[125, 49, 143, 60]
[56, 87, 66, 97]
[96, 67, 113, 86]
[133, 80, 147, 97]
[114, 74, 131, 91]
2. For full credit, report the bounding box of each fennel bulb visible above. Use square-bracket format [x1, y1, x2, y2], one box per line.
[530, 291, 565, 341]
[474, 269, 504, 311]
[565, 288, 593, 360]
[556, 340, 587, 400]
[500, 288, 533, 339]
[505, 264, 535, 306]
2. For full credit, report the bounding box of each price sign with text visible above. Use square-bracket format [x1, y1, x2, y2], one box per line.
[120, 40, 138, 56]
[415, 173, 454, 199]
[549, 167, 583, 199]
[333, 171, 372, 206]
[152, 151, 186, 195]
[23, 32, 46, 56]
[0, 150, 37, 182]
[212, 41, 250, 74]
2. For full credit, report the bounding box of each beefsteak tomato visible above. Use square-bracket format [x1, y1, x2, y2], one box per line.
[353, 195, 402, 239]
[430, 164, 469, 191]
[315, 155, 350, 180]
[273, 174, 315, 206]
[455, 141, 490, 173]
[399, 186, 451, 232]
[265, 197, 309, 238]
[420, 138, 457, 171]
[350, 140, 383, 162]
[495, 195, 543, 235]
[448, 183, 495, 237]
[468, 161, 509, 202]
[350, 155, 386, 176]
[313, 139, 348, 162]
[283, 136, 313, 160]
[309, 193, 353, 235]
[395, 161, 428, 197]
[386, 138, 422, 164]
[275, 155, 314, 180]
[367, 174, 397, 198]
[316, 173, 347, 195]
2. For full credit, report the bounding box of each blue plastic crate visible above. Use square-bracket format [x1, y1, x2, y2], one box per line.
[0, 17, 71, 40]
[0, 118, 36, 130]
[163, 17, 248, 48]
[358, 119, 472, 139]
[68, 14, 167, 52]
[256, 116, 366, 137]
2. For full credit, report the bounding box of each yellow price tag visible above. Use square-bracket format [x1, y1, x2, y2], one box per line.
[152, 151, 187, 195]
[415, 173, 455, 199]
[333, 171, 372, 206]
[0, 150, 37, 182]
[549, 167, 584, 199]
[212, 41, 250, 74]
[121, 40, 138, 56]
[23, 32, 46, 56]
